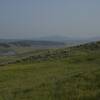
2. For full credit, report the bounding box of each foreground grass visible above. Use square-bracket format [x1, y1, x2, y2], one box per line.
[0, 59, 100, 100]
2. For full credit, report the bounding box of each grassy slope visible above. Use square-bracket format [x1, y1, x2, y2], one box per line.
[0, 42, 100, 100]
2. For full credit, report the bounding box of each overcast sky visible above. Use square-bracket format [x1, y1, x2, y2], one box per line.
[0, 0, 100, 39]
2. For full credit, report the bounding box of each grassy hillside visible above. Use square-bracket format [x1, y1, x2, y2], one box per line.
[0, 41, 100, 100]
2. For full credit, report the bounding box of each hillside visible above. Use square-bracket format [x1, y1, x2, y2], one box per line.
[0, 41, 100, 100]
[1, 41, 100, 65]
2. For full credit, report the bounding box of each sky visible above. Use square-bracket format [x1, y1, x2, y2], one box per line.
[0, 0, 100, 39]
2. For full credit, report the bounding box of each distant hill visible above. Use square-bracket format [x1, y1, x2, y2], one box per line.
[0, 40, 66, 56]
[0, 40, 65, 47]
[0, 36, 100, 49]
[9, 40, 65, 47]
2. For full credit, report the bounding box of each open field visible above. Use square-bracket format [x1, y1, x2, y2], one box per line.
[0, 41, 100, 100]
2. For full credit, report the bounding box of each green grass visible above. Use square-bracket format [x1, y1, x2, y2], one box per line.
[0, 61, 100, 100]
[0, 42, 100, 100]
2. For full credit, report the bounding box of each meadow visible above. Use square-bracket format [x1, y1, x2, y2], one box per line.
[0, 41, 100, 100]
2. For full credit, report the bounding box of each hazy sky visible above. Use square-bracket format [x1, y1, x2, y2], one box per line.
[0, 0, 100, 39]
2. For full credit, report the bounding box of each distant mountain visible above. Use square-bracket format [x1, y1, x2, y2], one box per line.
[38, 35, 72, 42]
[87, 36, 100, 42]
[37, 35, 100, 43]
